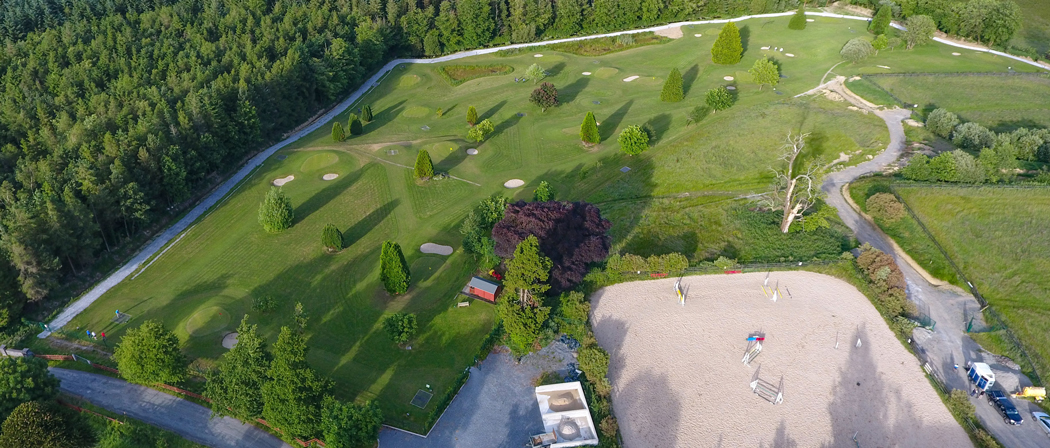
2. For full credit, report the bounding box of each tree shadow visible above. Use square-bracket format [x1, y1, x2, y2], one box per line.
[491, 113, 522, 140]
[560, 77, 590, 104]
[342, 199, 400, 247]
[480, 100, 507, 122]
[434, 142, 470, 173]
[546, 62, 566, 78]
[990, 118, 1046, 134]
[443, 104, 458, 116]
[361, 100, 407, 136]
[739, 25, 751, 54]
[600, 100, 633, 142]
[682, 64, 700, 96]
[644, 113, 672, 144]
[294, 164, 366, 224]
[761, 419, 799, 448]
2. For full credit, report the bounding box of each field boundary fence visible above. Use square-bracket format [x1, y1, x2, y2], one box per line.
[864, 71, 1050, 79]
[888, 184, 1043, 385]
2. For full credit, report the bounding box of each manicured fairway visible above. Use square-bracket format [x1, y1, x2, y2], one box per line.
[66, 15, 1034, 432]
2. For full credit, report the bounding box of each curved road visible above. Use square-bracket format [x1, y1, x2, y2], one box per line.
[51, 368, 291, 448]
[817, 81, 1045, 448]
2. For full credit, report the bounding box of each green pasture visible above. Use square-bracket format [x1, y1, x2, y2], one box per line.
[65, 15, 1034, 432]
[857, 74, 1050, 131]
[852, 178, 1050, 382]
[1011, 0, 1050, 56]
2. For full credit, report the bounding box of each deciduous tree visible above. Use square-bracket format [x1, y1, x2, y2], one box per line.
[840, 37, 875, 63]
[534, 181, 555, 201]
[530, 82, 559, 111]
[467, 119, 495, 142]
[0, 357, 59, 421]
[383, 313, 417, 344]
[526, 63, 546, 83]
[618, 125, 649, 155]
[761, 133, 823, 233]
[113, 320, 187, 385]
[872, 34, 889, 54]
[711, 22, 743, 65]
[321, 397, 383, 448]
[496, 293, 550, 355]
[206, 316, 271, 420]
[748, 58, 779, 90]
[258, 187, 294, 233]
[0, 401, 95, 448]
[380, 241, 411, 294]
[902, 15, 936, 49]
[925, 108, 959, 139]
[705, 86, 734, 111]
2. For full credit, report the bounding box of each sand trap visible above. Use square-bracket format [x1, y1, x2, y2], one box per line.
[221, 332, 238, 349]
[877, 65, 891, 69]
[534, 54, 543, 57]
[952, 52, 961, 56]
[807, 18, 815, 22]
[504, 179, 525, 188]
[466, 148, 479, 155]
[420, 243, 454, 256]
[726, 86, 736, 90]
[723, 76, 734, 81]
[623, 76, 639, 82]
[694, 34, 702, 37]
[322, 173, 339, 180]
[582, 72, 592, 75]
[272, 175, 294, 186]
[761, 46, 770, 50]
[590, 272, 969, 448]
[785, 53, 795, 57]
[654, 26, 683, 39]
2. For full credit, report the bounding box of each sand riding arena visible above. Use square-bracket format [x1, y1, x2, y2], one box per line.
[590, 271, 971, 447]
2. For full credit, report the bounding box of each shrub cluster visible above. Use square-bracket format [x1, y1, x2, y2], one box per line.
[383, 312, 417, 345]
[605, 252, 689, 274]
[865, 193, 906, 223]
[855, 244, 915, 318]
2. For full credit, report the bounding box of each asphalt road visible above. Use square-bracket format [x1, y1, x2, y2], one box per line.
[819, 82, 1049, 448]
[52, 368, 291, 448]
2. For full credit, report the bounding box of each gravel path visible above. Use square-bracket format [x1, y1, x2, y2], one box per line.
[51, 368, 290, 448]
[378, 343, 575, 447]
[818, 80, 1047, 448]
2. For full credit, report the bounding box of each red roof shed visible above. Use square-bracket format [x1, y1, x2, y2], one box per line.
[466, 277, 502, 303]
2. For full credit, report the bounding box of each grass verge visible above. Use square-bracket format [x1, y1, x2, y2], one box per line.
[437, 64, 514, 86]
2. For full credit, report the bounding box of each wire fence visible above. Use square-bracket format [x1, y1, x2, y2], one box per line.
[888, 184, 1044, 385]
[864, 71, 1050, 79]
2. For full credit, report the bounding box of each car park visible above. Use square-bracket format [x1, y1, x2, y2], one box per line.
[987, 390, 1024, 425]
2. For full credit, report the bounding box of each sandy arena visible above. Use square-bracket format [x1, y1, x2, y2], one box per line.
[590, 271, 971, 447]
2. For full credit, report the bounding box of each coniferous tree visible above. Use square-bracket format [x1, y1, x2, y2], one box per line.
[711, 22, 743, 65]
[0, 401, 95, 448]
[869, 5, 891, 35]
[262, 326, 332, 440]
[467, 105, 479, 126]
[660, 67, 684, 102]
[361, 105, 373, 123]
[258, 187, 294, 233]
[332, 122, 346, 142]
[322, 224, 343, 252]
[0, 357, 59, 421]
[788, 7, 807, 30]
[414, 150, 435, 180]
[348, 113, 363, 135]
[113, 320, 187, 386]
[534, 181, 555, 201]
[504, 235, 552, 305]
[380, 241, 411, 294]
[206, 316, 271, 420]
[580, 111, 600, 145]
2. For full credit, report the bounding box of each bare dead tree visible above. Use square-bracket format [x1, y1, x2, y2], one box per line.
[761, 133, 822, 233]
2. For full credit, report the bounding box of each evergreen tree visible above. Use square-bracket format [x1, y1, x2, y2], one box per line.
[262, 327, 332, 440]
[361, 105, 374, 123]
[348, 113, 363, 136]
[113, 320, 187, 386]
[534, 181, 555, 201]
[553, 0, 583, 36]
[618, 125, 650, 155]
[580, 111, 600, 145]
[380, 241, 411, 294]
[321, 397, 383, 448]
[322, 224, 343, 252]
[872, 34, 889, 54]
[459, 0, 495, 47]
[414, 150, 435, 180]
[206, 316, 271, 420]
[0, 357, 59, 421]
[711, 22, 743, 65]
[788, 7, 807, 30]
[332, 122, 346, 142]
[467, 105, 479, 126]
[748, 57, 779, 90]
[869, 5, 891, 35]
[424, 30, 442, 56]
[504, 235, 552, 304]
[660, 67, 684, 102]
[258, 187, 294, 233]
[496, 293, 550, 355]
[0, 401, 96, 448]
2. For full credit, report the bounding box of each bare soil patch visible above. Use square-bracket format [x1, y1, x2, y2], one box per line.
[654, 26, 683, 39]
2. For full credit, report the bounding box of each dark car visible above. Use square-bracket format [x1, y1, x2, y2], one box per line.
[987, 390, 1024, 425]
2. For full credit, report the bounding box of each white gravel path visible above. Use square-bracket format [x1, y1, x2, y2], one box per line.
[41, 12, 1047, 338]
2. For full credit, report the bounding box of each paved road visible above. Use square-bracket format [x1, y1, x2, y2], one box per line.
[52, 368, 291, 448]
[818, 81, 1048, 448]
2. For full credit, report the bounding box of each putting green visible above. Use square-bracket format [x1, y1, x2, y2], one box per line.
[301, 153, 339, 172]
[398, 74, 421, 88]
[593, 67, 619, 79]
[402, 106, 430, 118]
[185, 306, 231, 336]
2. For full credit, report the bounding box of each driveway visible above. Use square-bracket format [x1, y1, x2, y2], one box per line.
[819, 80, 1048, 448]
[379, 342, 575, 447]
[51, 368, 291, 448]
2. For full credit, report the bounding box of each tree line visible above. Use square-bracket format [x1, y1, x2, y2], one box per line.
[851, 0, 1023, 48]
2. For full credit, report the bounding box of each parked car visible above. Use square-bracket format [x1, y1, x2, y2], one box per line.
[987, 390, 1024, 425]
[1033, 411, 1050, 437]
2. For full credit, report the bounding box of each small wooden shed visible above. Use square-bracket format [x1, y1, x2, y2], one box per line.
[465, 277, 502, 303]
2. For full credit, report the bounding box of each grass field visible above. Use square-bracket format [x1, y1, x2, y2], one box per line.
[61, 15, 1039, 433]
[856, 74, 1050, 131]
[851, 178, 1050, 382]
[1010, 0, 1050, 57]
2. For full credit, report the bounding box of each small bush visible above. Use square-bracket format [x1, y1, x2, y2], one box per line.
[383, 312, 417, 345]
[705, 87, 734, 111]
[252, 296, 278, 313]
[599, 416, 619, 439]
[687, 105, 712, 124]
[713, 255, 737, 270]
[946, 389, 975, 420]
[616, 34, 634, 46]
[866, 193, 905, 223]
[534, 181, 555, 201]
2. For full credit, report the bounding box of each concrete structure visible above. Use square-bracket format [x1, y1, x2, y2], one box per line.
[532, 382, 599, 447]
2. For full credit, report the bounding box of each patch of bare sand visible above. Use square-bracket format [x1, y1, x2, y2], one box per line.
[654, 26, 682, 39]
[590, 271, 971, 448]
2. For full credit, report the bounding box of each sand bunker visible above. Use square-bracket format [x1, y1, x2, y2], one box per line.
[952, 52, 962, 56]
[807, 18, 815, 22]
[582, 72, 592, 76]
[272, 175, 294, 186]
[590, 272, 970, 448]
[420, 243, 453, 256]
[694, 34, 702, 37]
[534, 54, 543, 57]
[622, 76, 639, 82]
[761, 46, 770, 50]
[785, 53, 795, 57]
[723, 76, 734, 81]
[654, 26, 683, 39]
[877, 65, 891, 69]
[221, 332, 238, 349]
[466, 148, 478, 155]
[322, 173, 339, 180]
[504, 179, 525, 188]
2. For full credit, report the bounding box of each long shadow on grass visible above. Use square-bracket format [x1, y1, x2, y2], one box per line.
[343, 199, 400, 247]
[645, 113, 672, 144]
[560, 77, 590, 104]
[739, 25, 750, 53]
[480, 100, 507, 122]
[600, 100, 633, 142]
[683, 64, 699, 96]
[490, 114, 522, 140]
[990, 118, 1046, 134]
[547, 62, 566, 78]
[295, 163, 370, 224]
[435, 141, 470, 173]
[362, 100, 407, 136]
